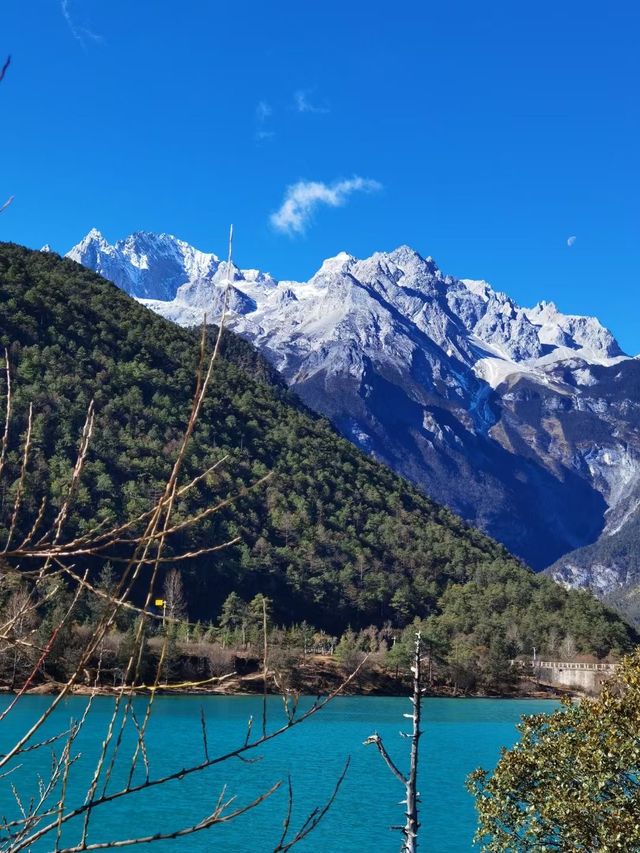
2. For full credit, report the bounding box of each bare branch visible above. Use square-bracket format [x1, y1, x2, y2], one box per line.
[0, 55, 10, 83]
[363, 733, 406, 785]
[0, 348, 12, 482]
[273, 758, 350, 852]
[55, 782, 281, 852]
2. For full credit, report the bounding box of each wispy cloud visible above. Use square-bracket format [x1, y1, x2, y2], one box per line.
[61, 0, 102, 48]
[270, 177, 382, 236]
[294, 89, 330, 115]
[255, 99, 274, 141]
[567, 235, 577, 247]
[256, 100, 272, 122]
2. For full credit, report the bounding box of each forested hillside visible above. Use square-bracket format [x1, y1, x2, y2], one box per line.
[0, 242, 634, 657]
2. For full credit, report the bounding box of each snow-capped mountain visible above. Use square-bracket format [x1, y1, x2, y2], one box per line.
[66, 229, 274, 302]
[66, 230, 640, 601]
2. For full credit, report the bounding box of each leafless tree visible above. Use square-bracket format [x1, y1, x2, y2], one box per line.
[162, 568, 187, 621]
[365, 631, 423, 852]
[0, 585, 36, 688]
[560, 633, 577, 661]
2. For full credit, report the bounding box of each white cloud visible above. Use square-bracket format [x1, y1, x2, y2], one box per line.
[567, 235, 577, 247]
[256, 100, 272, 122]
[61, 0, 101, 48]
[255, 100, 274, 141]
[294, 90, 330, 115]
[270, 177, 382, 235]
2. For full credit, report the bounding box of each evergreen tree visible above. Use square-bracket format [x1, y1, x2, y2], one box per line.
[469, 651, 640, 850]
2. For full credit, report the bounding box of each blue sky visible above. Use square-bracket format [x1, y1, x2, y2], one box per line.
[1, 0, 639, 351]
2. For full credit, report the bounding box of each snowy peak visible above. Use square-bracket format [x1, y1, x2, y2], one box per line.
[67, 228, 109, 268]
[67, 230, 197, 300]
[81, 227, 108, 246]
[69, 227, 109, 256]
[315, 251, 356, 276]
[386, 245, 440, 279]
[525, 300, 623, 360]
[69, 230, 241, 302]
[66, 231, 626, 374]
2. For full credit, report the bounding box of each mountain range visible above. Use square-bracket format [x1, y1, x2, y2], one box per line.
[65, 230, 640, 611]
[5, 240, 635, 660]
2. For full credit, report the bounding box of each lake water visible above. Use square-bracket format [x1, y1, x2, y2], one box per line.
[0, 695, 557, 852]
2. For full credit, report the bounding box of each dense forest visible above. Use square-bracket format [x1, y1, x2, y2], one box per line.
[0, 242, 635, 667]
[0, 568, 560, 696]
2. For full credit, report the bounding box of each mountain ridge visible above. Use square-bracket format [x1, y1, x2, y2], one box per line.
[66, 230, 640, 601]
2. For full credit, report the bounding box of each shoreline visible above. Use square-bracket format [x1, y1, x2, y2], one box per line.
[1, 675, 575, 701]
[1, 651, 582, 701]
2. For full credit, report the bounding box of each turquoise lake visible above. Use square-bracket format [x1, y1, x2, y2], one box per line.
[0, 695, 557, 851]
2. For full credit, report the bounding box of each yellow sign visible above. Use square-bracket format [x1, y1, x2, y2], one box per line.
[155, 599, 166, 607]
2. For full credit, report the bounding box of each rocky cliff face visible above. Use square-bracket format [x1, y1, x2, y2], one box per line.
[66, 230, 640, 594]
[547, 361, 640, 609]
